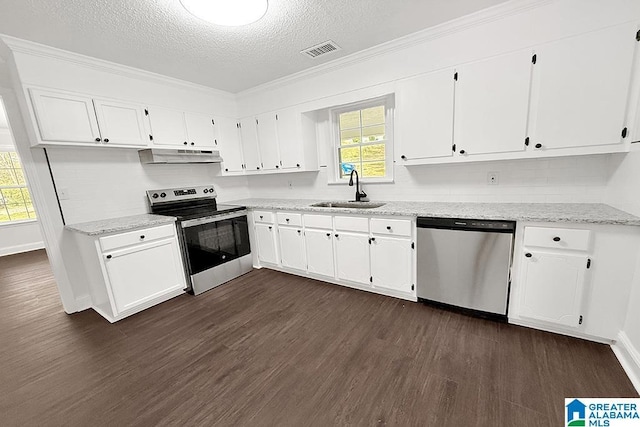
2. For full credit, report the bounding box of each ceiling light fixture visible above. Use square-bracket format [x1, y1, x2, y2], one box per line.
[180, 0, 268, 26]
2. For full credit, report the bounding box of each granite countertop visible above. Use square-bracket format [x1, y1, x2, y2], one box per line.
[225, 198, 640, 226]
[65, 214, 177, 236]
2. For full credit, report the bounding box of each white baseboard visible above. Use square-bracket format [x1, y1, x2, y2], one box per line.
[611, 331, 640, 394]
[74, 295, 93, 313]
[0, 241, 45, 257]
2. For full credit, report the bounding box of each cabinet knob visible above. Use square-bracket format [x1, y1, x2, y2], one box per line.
[326, 233, 331, 237]
[225, 168, 229, 172]
[140, 235, 145, 239]
[401, 155, 406, 160]
[371, 237, 376, 242]
[525, 253, 532, 258]
[535, 143, 543, 149]
[260, 215, 264, 219]
[386, 226, 391, 230]
[297, 230, 301, 234]
[268, 226, 272, 230]
[276, 165, 279, 169]
[553, 236, 561, 242]
[296, 164, 300, 168]
[106, 254, 112, 259]
[190, 142, 195, 146]
[95, 137, 101, 142]
[286, 218, 290, 222]
[103, 138, 109, 143]
[335, 234, 339, 238]
[184, 141, 188, 145]
[459, 150, 466, 155]
[257, 167, 260, 170]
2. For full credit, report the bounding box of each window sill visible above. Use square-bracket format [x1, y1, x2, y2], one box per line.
[328, 178, 394, 185]
[0, 219, 38, 228]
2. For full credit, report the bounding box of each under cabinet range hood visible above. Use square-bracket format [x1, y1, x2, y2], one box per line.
[138, 149, 223, 164]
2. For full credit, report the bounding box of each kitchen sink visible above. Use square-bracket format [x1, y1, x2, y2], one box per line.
[310, 201, 386, 209]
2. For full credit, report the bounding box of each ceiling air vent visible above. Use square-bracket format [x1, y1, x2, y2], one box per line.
[301, 40, 341, 59]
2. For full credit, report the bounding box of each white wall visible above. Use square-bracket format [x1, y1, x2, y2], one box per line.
[0, 99, 44, 257]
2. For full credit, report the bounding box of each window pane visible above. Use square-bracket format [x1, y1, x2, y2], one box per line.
[7, 204, 29, 221]
[339, 110, 361, 130]
[21, 188, 33, 205]
[15, 169, 26, 185]
[1, 188, 24, 205]
[339, 146, 361, 164]
[9, 152, 21, 168]
[361, 106, 385, 126]
[0, 153, 12, 168]
[362, 125, 385, 143]
[362, 144, 385, 162]
[362, 161, 385, 178]
[340, 128, 361, 145]
[0, 169, 17, 186]
[0, 207, 9, 222]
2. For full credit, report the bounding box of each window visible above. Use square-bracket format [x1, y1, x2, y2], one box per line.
[0, 151, 36, 223]
[333, 96, 393, 182]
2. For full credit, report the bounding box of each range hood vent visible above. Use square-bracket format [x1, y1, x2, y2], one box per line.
[138, 148, 223, 164]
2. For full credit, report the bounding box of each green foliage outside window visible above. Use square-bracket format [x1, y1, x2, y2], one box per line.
[338, 105, 387, 179]
[0, 151, 36, 222]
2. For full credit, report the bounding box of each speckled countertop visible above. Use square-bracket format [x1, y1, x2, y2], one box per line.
[65, 214, 176, 236]
[226, 199, 640, 226]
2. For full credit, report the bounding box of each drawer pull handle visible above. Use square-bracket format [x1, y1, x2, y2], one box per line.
[326, 233, 331, 237]
[525, 253, 532, 258]
[106, 255, 112, 259]
[553, 236, 561, 242]
[140, 235, 145, 239]
[260, 215, 264, 219]
[286, 218, 290, 222]
[335, 234, 339, 238]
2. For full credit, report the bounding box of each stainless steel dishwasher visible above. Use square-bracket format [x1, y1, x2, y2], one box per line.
[417, 217, 516, 319]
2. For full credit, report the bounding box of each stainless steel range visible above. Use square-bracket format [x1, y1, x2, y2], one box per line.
[147, 185, 252, 295]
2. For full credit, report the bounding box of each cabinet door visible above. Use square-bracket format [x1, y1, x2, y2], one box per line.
[103, 238, 185, 315]
[184, 112, 217, 149]
[148, 106, 188, 147]
[305, 228, 335, 278]
[335, 232, 370, 285]
[279, 226, 306, 271]
[277, 109, 303, 169]
[93, 99, 148, 147]
[257, 112, 280, 171]
[29, 88, 101, 143]
[529, 24, 636, 150]
[520, 251, 588, 327]
[397, 69, 455, 160]
[255, 223, 278, 265]
[454, 50, 531, 155]
[370, 236, 413, 293]
[239, 117, 261, 171]
[217, 117, 244, 173]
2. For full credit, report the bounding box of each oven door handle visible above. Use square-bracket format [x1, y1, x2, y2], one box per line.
[180, 210, 248, 228]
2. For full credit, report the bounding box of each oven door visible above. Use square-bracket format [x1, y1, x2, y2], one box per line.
[182, 212, 251, 276]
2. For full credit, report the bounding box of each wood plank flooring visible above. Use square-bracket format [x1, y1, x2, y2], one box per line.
[0, 250, 636, 426]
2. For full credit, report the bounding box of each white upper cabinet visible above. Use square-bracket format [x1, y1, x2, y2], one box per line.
[217, 116, 245, 173]
[147, 106, 188, 147]
[397, 69, 455, 161]
[528, 24, 636, 150]
[454, 50, 532, 156]
[30, 89, 101, 143]
[256, 112, 280, 171]
[184, 112, 217, 149]
[239, 117, 262, 171]
[277, 108, 304, 169]
[93, 99, 148, 146]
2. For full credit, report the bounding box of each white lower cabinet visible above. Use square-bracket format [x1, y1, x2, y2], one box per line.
[255, 223, 279, 265]
[519, 251, 588, 328]
[278, 226, 306, 271]
[370, 236, 413, 293]
[305, 228, 335, 278]
[335, 231, 371, 286]
[71, 223, 186, 323]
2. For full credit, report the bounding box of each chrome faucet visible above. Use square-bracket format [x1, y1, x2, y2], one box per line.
[348, 170, 367, 202]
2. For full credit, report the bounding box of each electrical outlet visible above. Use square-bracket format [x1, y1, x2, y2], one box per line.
[487, 172, 499, 185]
[58, 187, 70, 200]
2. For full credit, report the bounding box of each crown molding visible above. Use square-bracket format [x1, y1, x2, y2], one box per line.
[0, 35, 236, 99]
[237, 0, 554, 97]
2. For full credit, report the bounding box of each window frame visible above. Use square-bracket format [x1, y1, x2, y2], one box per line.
[0, 149, 37, 225]
[329, 95, 394, 184]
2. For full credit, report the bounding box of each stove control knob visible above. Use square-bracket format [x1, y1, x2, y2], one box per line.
[209, 188, 214, 193]
[152, 193, 159, 199]
[203, 189, 209, 194]
[160, 192, 166, 198]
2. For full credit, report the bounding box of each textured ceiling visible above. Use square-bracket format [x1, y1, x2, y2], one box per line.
[0, 0, 509, 93]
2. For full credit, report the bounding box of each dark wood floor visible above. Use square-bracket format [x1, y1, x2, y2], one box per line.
[0, 250, 636, 426]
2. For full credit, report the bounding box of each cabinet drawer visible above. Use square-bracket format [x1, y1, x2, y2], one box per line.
[304, 214, 332, 229]
[523, 227, 591, 251]
[277, 212, 302, 227]
[253, 210, 274, 224]
[100, 223, 175, 252]
[370, 218, 412, 237]
[334, 216, 369, 233]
